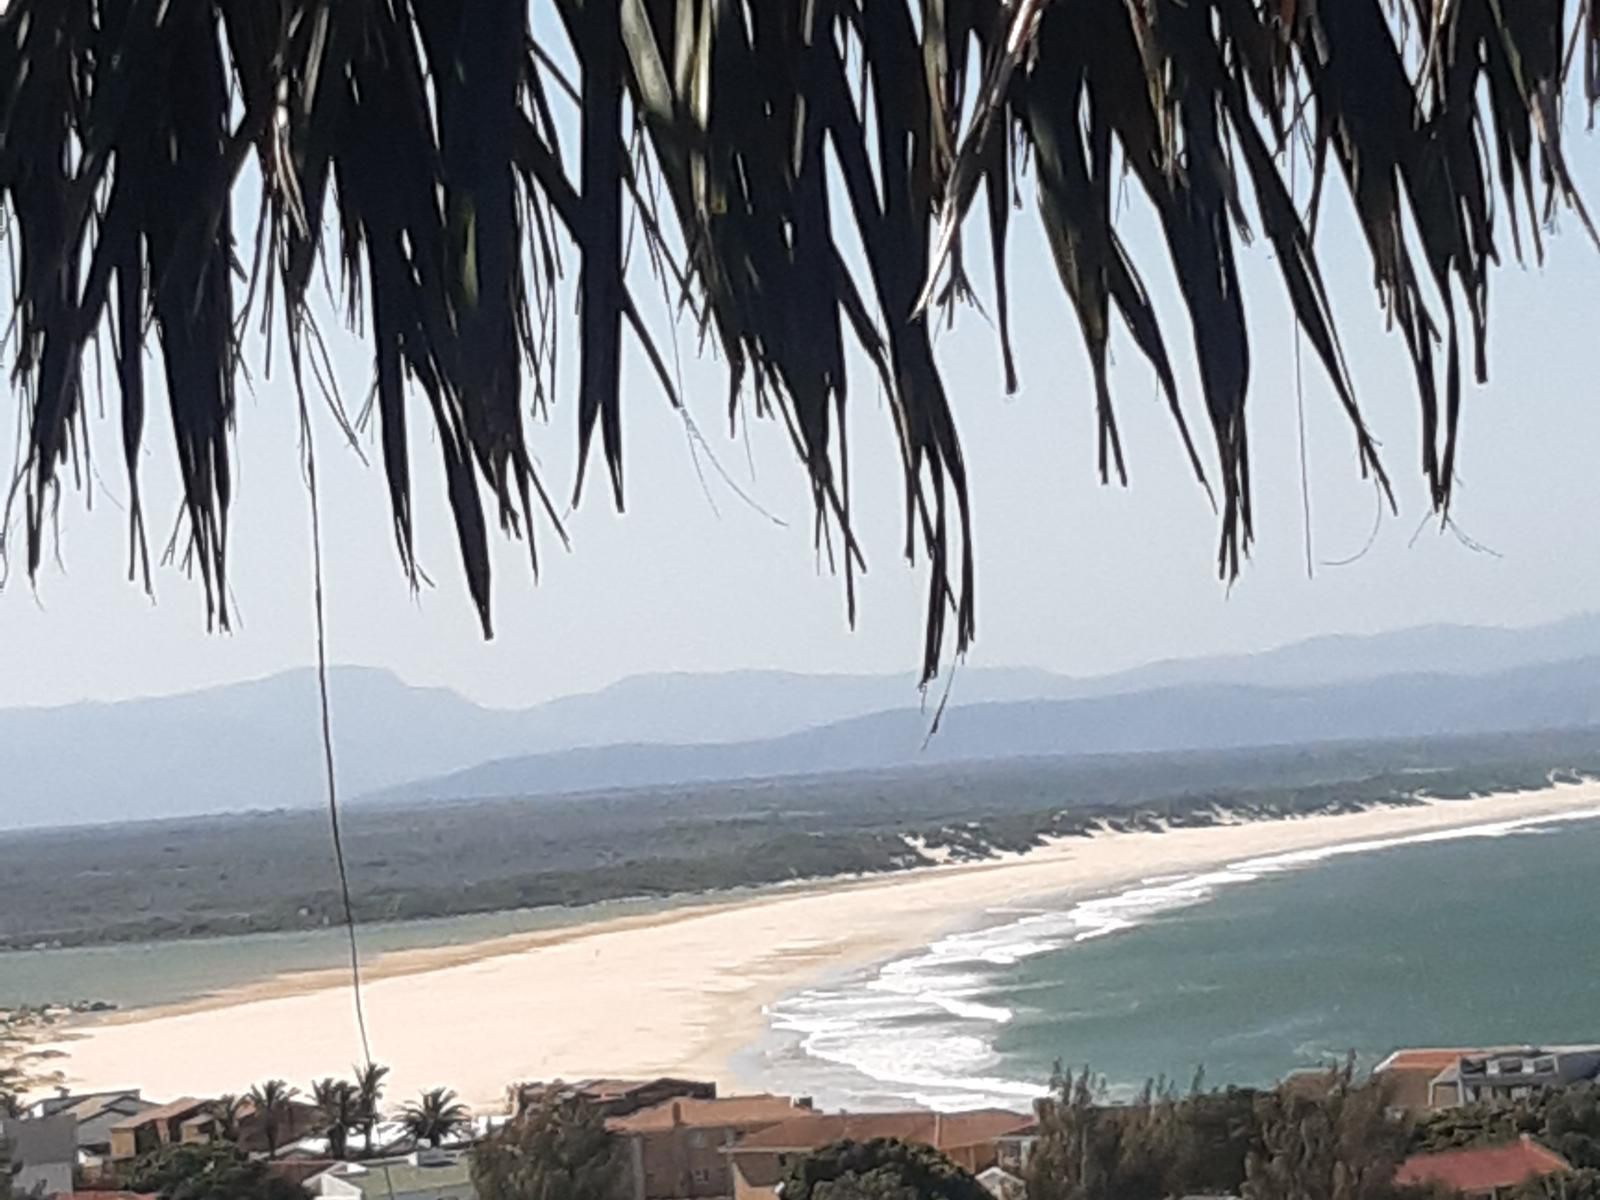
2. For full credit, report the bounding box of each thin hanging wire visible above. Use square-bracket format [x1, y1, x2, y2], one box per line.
[299, 386, 374, 1069]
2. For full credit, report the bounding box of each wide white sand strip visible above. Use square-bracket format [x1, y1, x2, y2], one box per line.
[38, 782, 1600, 1112]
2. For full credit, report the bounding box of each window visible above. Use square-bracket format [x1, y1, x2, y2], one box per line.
[693, 1168, 711, 1184]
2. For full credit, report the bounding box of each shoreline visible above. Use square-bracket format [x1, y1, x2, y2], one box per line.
[32, 781, 1600, 1112]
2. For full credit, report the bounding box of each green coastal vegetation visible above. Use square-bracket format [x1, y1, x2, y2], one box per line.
[2, 727, 1596, 958]
[1022, 1067, 1600, 1200]
[473, 1096, 621, 1200]
[121, 1142, 308, 1200]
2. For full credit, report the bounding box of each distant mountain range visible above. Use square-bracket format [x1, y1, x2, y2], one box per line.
[7, 613, 1600, 828]
[375, 655, 1600, 805]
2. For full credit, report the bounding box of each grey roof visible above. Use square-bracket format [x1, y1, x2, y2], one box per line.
[320, 1158, 473, 1197]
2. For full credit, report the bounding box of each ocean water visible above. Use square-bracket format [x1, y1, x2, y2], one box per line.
[756, 807, 1600, 1112]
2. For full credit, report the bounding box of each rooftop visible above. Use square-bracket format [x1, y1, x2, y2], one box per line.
[30, 1090, 145, 1121]
[1395, 1137, 1571, 1192]
[315, 1156, 473, 1197]
[520, 1076, 715, 1102]
[1375, 1049, 1483, 1074]
[109, 1097, 206, 1131]
[729, 1109, 1035, 1154]
[608, 1095, 803, 1133]
[584, 1078, 664, 1098]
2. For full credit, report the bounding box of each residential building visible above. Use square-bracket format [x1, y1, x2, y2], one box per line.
[1394, 1136, 1571, 1199]
[178, 1096, 323, 1155]
[1375, 1046, 1600, 1111]
[1374, 1049, 1480, 1111]
[108, 1097, 209, 1161]
[27, 1089, 156, 1164]
[1444, 1048, 1600, 1106]
[724, 1109, 1036, 1200]
[1, 1113, 77, 1197]
[308, 1149, 477, 1200]
[513, 1078, 717, 1120]
[608, 1094, 810, 1200]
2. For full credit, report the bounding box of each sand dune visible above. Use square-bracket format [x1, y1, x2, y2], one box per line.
[38, 781, 1600, 1112]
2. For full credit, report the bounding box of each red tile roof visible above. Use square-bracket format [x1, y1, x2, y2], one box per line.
[608, 1095, 802, 1133]
[1377, 1050, 1480, 1074]
[1395, 1137, 1571, 1193]
[729, 1110, 1034, 1154]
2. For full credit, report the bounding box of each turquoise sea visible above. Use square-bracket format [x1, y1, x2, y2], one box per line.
[754, 806, 1600, 1111]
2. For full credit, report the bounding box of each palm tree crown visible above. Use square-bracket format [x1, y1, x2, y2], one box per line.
[205, 1094, 246, 1143]
[402, 1088, 471, 1150]
[247, 1079, 300, 1158]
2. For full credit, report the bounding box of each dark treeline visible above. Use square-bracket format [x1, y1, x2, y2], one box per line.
[4, 729, 1596, 953]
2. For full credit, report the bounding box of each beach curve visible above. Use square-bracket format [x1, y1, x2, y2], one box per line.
[34, 780, 1600, 1112]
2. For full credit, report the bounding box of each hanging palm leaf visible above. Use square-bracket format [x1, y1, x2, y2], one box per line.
[1, 0, 1594, 683]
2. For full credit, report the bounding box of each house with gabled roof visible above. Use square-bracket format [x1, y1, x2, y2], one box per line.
[724, 1109, 1035, 1200]
[607, 1094, 809, 1200]
[1395, 1136, 1571, 1199]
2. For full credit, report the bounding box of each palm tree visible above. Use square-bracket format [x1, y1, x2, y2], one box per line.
[2, 5, 1595, 681]
[311, 1078, 360, 1161]
[246, 1079, 300, 1159]
[353, 1063, 390, 1158]
[401, 1088, 471, 1151]
[205, 1094, 247, 1143]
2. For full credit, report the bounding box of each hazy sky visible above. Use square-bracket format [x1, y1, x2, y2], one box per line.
[4, 103, 1600, 712]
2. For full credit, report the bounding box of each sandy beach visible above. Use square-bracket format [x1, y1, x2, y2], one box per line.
[35, 781, 1600, 1112]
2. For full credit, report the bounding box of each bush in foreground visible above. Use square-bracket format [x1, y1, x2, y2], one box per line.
[472, 1097, 622, 1200]
[124, 1142, 307, 1200]
[780, 1138, 992, 1200]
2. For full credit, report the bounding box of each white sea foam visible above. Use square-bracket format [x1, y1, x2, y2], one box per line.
[765, 805, 1600, 1112]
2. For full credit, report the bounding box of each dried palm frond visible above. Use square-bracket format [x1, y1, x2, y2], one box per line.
[0, 0, 1594, 683]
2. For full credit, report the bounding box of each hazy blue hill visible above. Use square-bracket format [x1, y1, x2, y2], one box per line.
[6, 614, 1600, 828]
[501, 665, 1066, 747]
[1072, 611, 1600, 695]
[0, 664, 1053, 828]
[373, 656, 1600, 804]
[0, 667, 529, 828]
